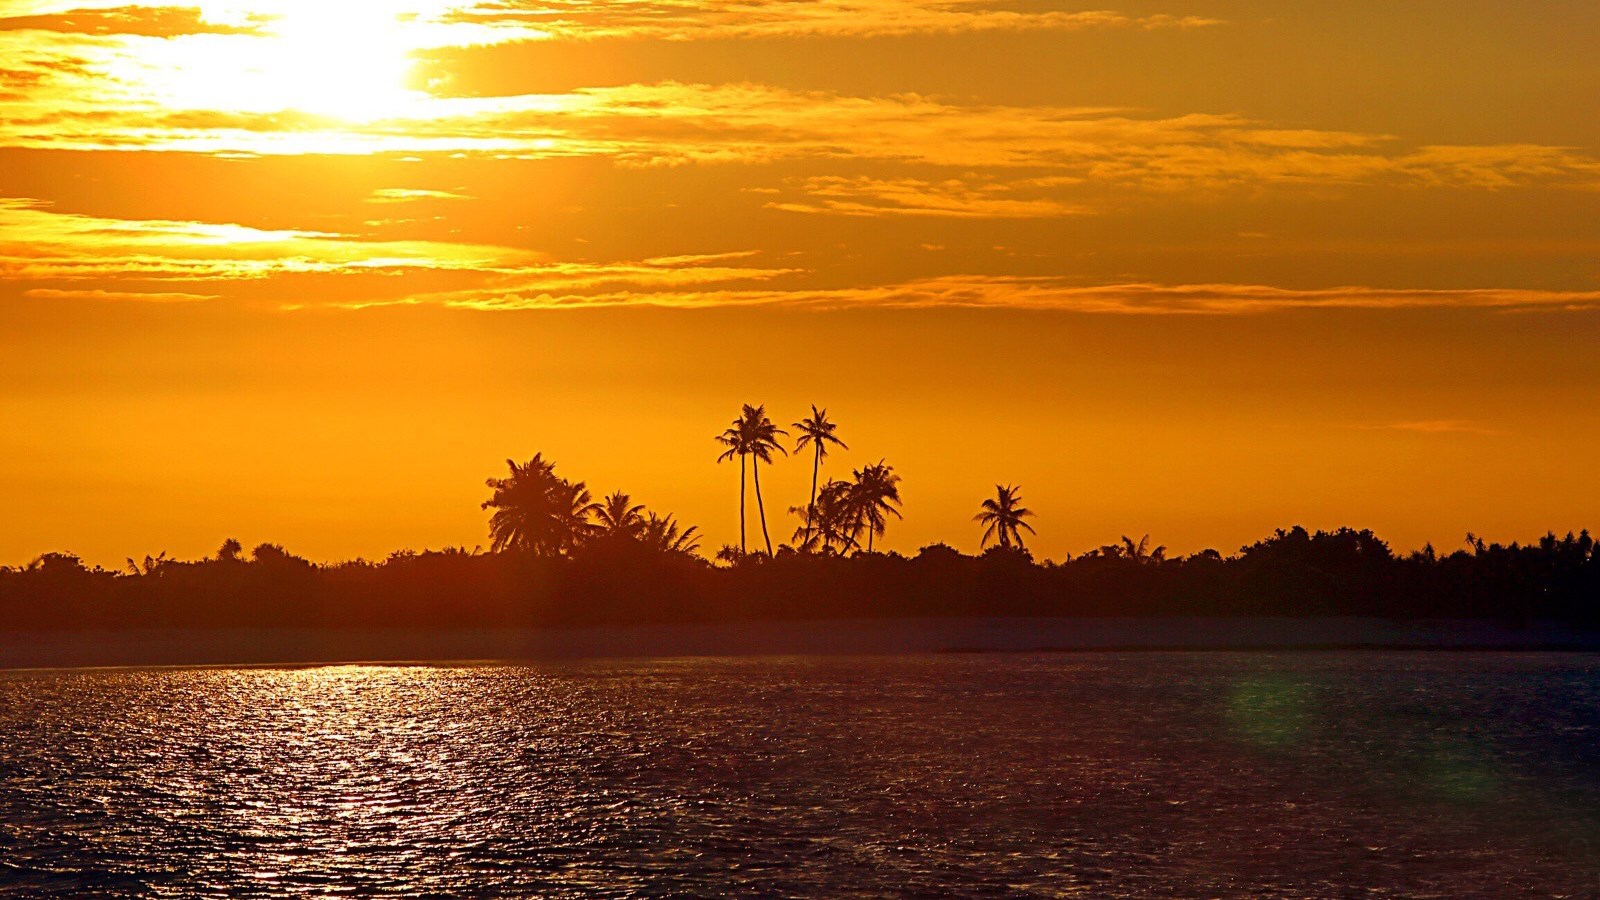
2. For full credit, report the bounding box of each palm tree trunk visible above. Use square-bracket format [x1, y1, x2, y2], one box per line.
[868, 527, 874, 553]
[803, 446, 820, 548]
[739, 454, 747, 554]
[753, 456, 774, 556]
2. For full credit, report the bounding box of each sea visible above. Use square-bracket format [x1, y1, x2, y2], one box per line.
[2, 652, 1597, 897]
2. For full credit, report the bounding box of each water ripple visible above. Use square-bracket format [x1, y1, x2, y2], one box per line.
[2, 653, 1597, 897]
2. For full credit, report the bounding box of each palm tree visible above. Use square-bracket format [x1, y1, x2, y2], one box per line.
[975, 484, 1036, 550]
[1091, 534, 1168, 564]
[1120, 534, 1167, 565]
[642, 512, 702, 556]
[790, 479, 859, 555]
[482, 454, 600, 556]
[717, 404, 788, 556]
[715, 424, 747, 554]
[793, 405, 847, 548]
[850, 460, 903, 553]
[741, 405, 788, 556]
[594, 491, 646, 540]
[483, 454, 556, 552]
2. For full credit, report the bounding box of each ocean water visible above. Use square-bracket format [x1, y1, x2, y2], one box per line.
[1, 653, 1596, 898]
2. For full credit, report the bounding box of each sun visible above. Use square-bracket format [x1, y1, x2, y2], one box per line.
[139, 2, 426, 123]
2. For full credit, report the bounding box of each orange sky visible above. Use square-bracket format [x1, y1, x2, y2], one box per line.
[1, 1, 1597, 566]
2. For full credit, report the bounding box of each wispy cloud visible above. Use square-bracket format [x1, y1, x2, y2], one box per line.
[440, 1, 1223, 42]
[1356, 420, 1501, 436]
[9, 194, 1596, 316]
[0, 196, 812, 305]
[0, 5, 263, 37]
[0, 2, 1220, 45]
[22, 286, 218, 302]
[373, 275, 1600, 314]
[336, 254, 801, 311]
[4, 68, 1596, 197]
[767, 176, 1092, 218]
[366, 188, 473, 204]
[0, 196, 533, 282]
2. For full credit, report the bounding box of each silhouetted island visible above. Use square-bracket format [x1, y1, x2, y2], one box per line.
[3, 415, 1597, 664]
[5, 522, 1597, 634]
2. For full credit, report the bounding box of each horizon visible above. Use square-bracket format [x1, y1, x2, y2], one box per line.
[8, 452, 1596, 569]
[3, 1, 1598, 568]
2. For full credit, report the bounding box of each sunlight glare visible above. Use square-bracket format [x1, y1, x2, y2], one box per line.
[148, 1, 425, 122]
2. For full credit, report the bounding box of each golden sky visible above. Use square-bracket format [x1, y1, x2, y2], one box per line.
[1, 0, 1597, 565]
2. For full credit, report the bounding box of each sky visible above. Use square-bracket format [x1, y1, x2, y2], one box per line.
[1, 0, 1597, 567]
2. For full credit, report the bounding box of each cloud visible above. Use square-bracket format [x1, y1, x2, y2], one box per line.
[1357, 420, 1501, 436]
[335, 254, 801, 310]
[767, 176, 1092, 218]
[0, 6, 263, 37]
[0, 1, 1219, 46]
[0, 196, 807, 307]
[366, 188, 474, 204]
[6, 195, 1593, 317]
[3, 58, 1595, 196]
[369, 274, 1600, 314]
[0, 196, 534, 282]
[1400, 144, 1600, 190]
[22, 286, 217, 301]
[439, 1, 1224, 42]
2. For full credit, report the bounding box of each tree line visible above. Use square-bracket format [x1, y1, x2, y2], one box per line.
[0, 402, 1596, 631]
[3, 525, 1596, 632]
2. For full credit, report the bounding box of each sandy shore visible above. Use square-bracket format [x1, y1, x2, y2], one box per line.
[2, 617, 1596, 669]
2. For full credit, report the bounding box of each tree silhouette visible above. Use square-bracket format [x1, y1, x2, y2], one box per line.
[790, 479, 859, 555]
[718, 404, 787, 556]
[850, 460, 903, 553]
[715, 424, 747, 554]
[975, 484, 1036, 550]
[642, 512, 702, 556]
[594, 491, 646, 540]
[723, 419, 752, 554]
[1122, 534, 1166, 565]
[126, 551, 170, 576]
[1091, 534, 1166, 564]
[481, 454, 599, 556]
[793, 405, 847, 549]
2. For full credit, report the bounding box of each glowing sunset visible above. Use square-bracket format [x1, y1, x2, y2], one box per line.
[2, 3, 1598, 895]
[0, 0, 1594, 566]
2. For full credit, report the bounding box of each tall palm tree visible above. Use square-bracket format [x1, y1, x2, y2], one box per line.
[482, 454, 600, 556]
[715, 424, 747, 554]
[741, 405, 788, 556]
[718, 404, 787, 556]
[850, 460, 903, 553]
[594, 491, 646, 540]
[975, 484, 1036, 550]
[793, 405, 847, 548]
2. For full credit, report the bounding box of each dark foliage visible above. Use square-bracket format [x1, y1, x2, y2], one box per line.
[3, 527, 1596, 632]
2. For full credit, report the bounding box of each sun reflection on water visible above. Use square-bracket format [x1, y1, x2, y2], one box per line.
[1, 656, 1595, 896]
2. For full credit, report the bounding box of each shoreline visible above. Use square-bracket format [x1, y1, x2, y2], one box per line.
[4, 616, 1597, 670]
